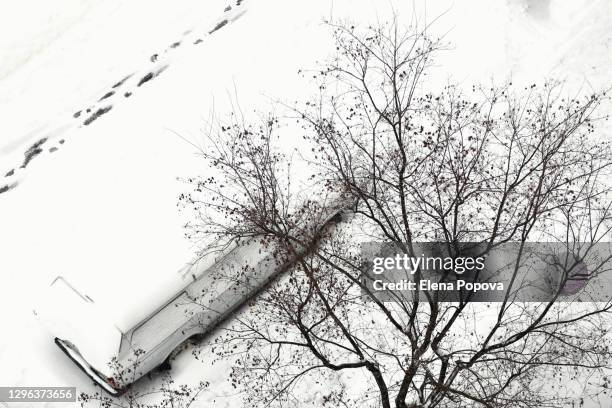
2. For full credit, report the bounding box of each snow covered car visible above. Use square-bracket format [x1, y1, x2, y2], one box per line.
[35, 208, 347, 396]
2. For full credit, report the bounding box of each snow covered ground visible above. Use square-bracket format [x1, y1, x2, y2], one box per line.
[0, 0, 611, 406]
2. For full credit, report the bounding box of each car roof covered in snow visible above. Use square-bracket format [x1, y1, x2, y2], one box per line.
[55, 241, 239, 333]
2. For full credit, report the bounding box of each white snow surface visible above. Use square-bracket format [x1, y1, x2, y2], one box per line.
[0, 0, 611, 406]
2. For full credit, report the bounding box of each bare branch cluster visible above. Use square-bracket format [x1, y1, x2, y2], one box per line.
[182, 18, 612, 408]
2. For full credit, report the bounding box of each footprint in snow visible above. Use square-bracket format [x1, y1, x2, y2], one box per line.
[0, 0, 247, 196]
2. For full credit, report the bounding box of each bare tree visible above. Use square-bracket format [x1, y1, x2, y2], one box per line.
[182, 18, 612, 408]
[78, 348, 209, 408]
[78, 379, 208, 408]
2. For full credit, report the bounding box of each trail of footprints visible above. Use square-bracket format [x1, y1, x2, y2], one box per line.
[1, 0, 245, 195]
